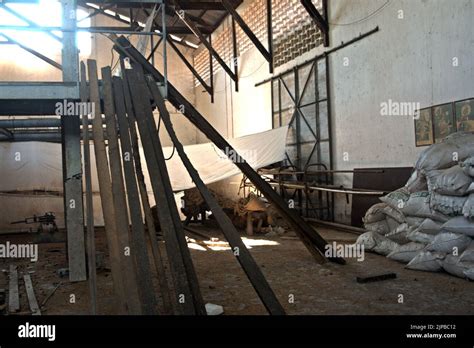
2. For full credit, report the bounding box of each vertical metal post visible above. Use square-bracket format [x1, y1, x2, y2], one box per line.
[325, 54, 334, 221]
[61, 0, 84, 282]
[61, 0, 79, 82]
[161, 3, 168, 98]
[61, 114, 86, 282]
[150, 34, 155, 66]
[266, 0, 273, 73]
[231, 18, 239, 92]
[322, 0, 329, 47]
[209, 35, 214, 103]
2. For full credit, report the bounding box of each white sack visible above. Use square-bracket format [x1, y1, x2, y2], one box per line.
[380, 187, 410, 210]
[406, 251, 445, 272]
[441, 216, 474, 236]
[387, 242, 425, 263]
[427, 165, 473, 196]
[442, 254, 474, 278]
[430, 192, 467, 217]
[426, 232, 471, 254]
[363, 203, 388, 224]
[459, 241, 474, 262]
[356, 231, 399, 256]
[415, 132, 474, 171]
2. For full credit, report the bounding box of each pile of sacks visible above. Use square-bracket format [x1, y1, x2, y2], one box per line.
[357, 132, 474, 280]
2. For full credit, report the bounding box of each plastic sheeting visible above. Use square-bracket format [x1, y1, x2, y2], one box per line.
[0, 126, 288, 231]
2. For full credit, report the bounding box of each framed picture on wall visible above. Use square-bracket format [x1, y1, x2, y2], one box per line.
[415, 107, 434, 146]
[432, 103, 455, 143]
[455, 98, 474, 132]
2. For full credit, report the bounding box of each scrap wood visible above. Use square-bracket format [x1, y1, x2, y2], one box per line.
[356, 273, 397, 283]
[8, 264, 19, 313]
[23, 274, 41, 315]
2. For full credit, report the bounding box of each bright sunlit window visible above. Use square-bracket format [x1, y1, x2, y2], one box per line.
[0, 0, 91, 65]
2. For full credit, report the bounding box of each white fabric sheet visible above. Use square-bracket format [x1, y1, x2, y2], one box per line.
[0, 126, 288, 230]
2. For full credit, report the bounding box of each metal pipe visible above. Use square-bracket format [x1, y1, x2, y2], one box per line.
[255, 26, 379, 87]
[0, 130, 105, 142]
[0, 118, 96, 128]
[267, 181, 386, 196]
[0, 25, 163, 36]
[0, 133, 62, 142]
[260, 169, 384, 175]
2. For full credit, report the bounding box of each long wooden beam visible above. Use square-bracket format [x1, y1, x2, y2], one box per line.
[87, 59, 129, 314]
[119, 58, 173, 315]
[101, 66, 142, 314]
[8, 265, 19, 313]
[146, 75, 285, 315]
[79, 62, 97, 315]
[124, 63, 206, 315]
[110, 73, 158, 315]
[23, 274, 41, 315]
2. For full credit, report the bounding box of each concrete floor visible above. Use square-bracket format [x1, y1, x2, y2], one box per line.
[1, 225, 473, 315]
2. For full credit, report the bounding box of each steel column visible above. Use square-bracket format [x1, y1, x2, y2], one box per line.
[61, 114, 87, 282]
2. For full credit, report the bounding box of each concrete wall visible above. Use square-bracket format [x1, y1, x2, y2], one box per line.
[193, 0, 474, 222]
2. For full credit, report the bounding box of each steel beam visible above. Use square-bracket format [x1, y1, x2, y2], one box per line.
[222, 0, 271, 63]
[61, 0, 79, 82]
[266, 0, 273, 73]
[209, 35, 214, 103]
[300, 0, 329, 47]
[61, 114, 87, 282]
[0, 82, 79, 100]
[170, 0, 236, 82]
[0, 34, 62, 71]
[79, 1, 241, 10]
[168, 38, 212, 95]
[231, 18, 238, 92]
[0, 3, 62, 42]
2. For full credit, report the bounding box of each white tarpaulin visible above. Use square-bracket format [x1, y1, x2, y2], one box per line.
[0, 126, 288, 231]
[158, 126, 288, 191]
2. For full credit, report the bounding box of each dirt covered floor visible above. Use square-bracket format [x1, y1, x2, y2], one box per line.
[1, 225, 473, 315]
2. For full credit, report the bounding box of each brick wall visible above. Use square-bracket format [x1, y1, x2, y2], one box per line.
[193, 0, 323, 86]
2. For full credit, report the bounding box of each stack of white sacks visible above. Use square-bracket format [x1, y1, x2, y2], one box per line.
[357, 132, 474, 280]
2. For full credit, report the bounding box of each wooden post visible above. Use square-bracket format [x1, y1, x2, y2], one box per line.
[86, 59, 128, 313]
[124, 65, 205, 315]
[79, 61, 97, 314]
[146, 75, 286, 315]
[23, 274, 41, 315]
[111, 75, 158, 315]
[101, 66, 142, 315]
[118, 58, 174, 314]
